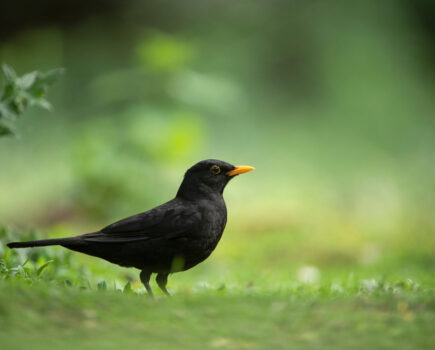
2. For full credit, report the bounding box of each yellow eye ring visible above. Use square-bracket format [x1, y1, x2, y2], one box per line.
[210, 165, 221, 175]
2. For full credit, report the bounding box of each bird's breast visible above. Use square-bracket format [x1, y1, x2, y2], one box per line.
[196, 200, 227, 250]
[178, 199, 227, 269]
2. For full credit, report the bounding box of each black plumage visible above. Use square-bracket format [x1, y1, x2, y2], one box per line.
[7, 159, 254, 296]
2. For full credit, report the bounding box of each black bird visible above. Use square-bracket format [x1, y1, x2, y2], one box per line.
[8, 159, 254, 296]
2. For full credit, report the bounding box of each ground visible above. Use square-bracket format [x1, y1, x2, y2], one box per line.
[0, 268, 433, 349]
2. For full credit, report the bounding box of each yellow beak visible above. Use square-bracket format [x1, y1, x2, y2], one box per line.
[227, 165, 255, 177]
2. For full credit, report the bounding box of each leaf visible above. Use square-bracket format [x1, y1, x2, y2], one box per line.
[39, 68, 65, 86]
[0, 64, 63, 138]
[28, 69, 64, 97]
[2, 64, 16, 82]
[0, 125, 13, 136]
[216, 283, 226, 292]
[16, 72, 37, 89]
[0, 82, 16, 101]
[36, 260, 54, 276]
[0, 119, 15, 136]
[17, 264, 26, 277]
[123, 282, 132, 293]
[0, 104, 17, 120]
[30, 98, 52, 110]
[97, 280, 107, 290]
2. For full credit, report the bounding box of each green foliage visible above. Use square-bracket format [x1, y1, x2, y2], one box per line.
[0, 226, 87, 285]
[0, 64, 63, 136]
[137, 31, 195, 72]
[70, 107, 203, 220]
[0, 257, 53, 281]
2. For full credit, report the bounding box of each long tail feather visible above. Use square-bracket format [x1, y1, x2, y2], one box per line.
[7, 238, 74, 249]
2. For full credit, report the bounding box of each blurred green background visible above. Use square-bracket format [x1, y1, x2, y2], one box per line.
[0, 0, 434, 300]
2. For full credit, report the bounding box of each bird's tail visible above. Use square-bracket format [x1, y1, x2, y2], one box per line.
[7, 238, 74, 249]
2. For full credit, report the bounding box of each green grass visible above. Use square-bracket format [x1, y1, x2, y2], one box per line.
[1, 224, 434, 350]
[0, 279, 433, 350]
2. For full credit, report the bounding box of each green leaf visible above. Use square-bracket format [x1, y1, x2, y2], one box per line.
[16, 72, 37, 89]
[31, 98, 52, 110]
[17, 264, 26, 277]
[97, 280, 107, 290]
[0, 119, 15, 136]
[123, 282, 132, 293]
[36, 260, 54, 276]
[0, 64, 63, 138]
[2, 64, 17, 82]
[39, 68, 65, 86]
[0, 104, 17, 120]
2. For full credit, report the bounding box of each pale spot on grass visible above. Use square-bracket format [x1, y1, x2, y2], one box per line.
[210, 338, 232, 348]
[297, 266, 320, 284]
[361, 279, 379, 293]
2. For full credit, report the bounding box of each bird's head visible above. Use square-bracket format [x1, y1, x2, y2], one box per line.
[177, 159, 254, 199]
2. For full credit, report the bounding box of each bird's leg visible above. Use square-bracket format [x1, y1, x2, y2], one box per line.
[156, 273, 170, 296]
[140, 270, 154, 297]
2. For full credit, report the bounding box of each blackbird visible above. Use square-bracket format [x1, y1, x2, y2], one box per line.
[8, 159, 254, 296]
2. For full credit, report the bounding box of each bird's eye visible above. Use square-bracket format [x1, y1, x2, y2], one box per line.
[210, 165, 221, 175]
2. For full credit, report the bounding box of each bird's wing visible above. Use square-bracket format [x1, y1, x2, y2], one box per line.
[82, 200, 201, 243]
